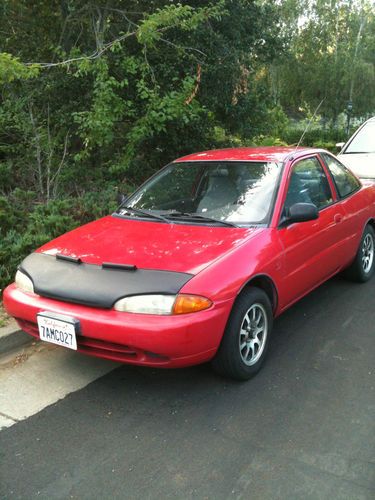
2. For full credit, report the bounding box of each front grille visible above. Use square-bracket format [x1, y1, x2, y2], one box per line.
[15, 318, 169, 364]
[77, 336, 137, 359]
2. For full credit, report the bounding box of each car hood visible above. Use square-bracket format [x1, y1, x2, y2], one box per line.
[338, 152, 375, 179]
[38, 215, 261, 275]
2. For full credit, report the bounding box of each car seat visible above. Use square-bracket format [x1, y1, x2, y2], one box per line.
[196, 168, 238, 213]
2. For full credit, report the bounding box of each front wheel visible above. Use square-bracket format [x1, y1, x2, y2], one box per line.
[212, 287, 273, 380]
[345, 224, 375, 282]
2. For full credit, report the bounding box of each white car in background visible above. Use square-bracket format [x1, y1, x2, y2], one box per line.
[337, 117, 375, 180]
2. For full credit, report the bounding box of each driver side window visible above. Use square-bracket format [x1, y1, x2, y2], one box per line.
[284, 157, 333, 212]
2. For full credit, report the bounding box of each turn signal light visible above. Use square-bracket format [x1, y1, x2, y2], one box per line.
[172, 294, 212, 315]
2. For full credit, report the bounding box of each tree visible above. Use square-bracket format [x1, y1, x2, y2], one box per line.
[273, 0, 375, 123]
[0, 0, 284, 198]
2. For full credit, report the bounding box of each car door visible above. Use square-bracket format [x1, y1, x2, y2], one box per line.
[277, 155, 347, 310]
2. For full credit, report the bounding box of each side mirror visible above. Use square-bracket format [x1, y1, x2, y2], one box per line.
[285, 202, 319, 225]
[336, 142, 345, 150]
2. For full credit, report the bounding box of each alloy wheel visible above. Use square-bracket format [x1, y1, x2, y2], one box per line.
[362, 233, 374, 274]
[239, 303, 268, 366]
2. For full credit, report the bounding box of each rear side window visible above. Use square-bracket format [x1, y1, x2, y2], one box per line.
[322, 153, 360, 198]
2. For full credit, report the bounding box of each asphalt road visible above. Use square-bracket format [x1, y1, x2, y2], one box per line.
[1, 274, 374, 499]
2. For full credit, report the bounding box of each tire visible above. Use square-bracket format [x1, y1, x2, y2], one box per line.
[212, 287, 273, 381]
[345, 224, 375, 283]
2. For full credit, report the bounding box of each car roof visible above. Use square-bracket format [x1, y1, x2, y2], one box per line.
[175, 146, 314, 163]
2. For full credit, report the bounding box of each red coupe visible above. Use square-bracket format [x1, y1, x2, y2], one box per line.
[4, 147, 375, 379]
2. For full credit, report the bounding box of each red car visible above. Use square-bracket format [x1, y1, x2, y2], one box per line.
[4, 147, 375, 380]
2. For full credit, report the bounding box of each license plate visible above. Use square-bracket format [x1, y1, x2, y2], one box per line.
[37, 312, 79, 350]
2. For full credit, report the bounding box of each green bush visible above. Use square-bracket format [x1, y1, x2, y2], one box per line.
[280, 126, 347, 147]
[311, 140, 338, 153]
[0, 188, 120, 293]
[251, 135, 288, 147]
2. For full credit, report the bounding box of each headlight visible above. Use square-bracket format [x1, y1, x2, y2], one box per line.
[15, 270, 34, 294]
[114, 294, 212, 315]
[114, 295, 176, 314]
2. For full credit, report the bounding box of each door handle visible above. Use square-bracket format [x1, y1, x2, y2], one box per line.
[334, 214, 343, 223]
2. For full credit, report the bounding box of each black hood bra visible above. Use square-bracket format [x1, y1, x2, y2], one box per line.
[19, 253, 193, 309]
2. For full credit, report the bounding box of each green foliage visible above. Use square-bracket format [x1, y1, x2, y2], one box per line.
[251, 136, 288, 147]
[280, 126, 347, 147]
[0, 1, 285, 199]
[0, 52, 39, 83]
[311, 140, 338, 153]
[275, 0, 375, 122]
[0, 188, 119, 292]
[137, 2, 226, 46]
[73, 59, 130, 156]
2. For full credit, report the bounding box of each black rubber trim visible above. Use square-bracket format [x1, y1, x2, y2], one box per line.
[20, 253, 193, 309]
[102, 262, 137, 271]
[56, 253, 82, 264]
[37, 311, 81, 334]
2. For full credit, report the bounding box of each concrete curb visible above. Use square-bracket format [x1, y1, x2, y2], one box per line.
[0, 321, 32, 356]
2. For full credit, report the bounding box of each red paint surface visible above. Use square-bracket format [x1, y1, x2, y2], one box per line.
[37, 216, 258, 275]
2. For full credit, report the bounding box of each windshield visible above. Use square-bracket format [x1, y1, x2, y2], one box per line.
[119, 161, 282, 225]
[345, 120, 375, 153]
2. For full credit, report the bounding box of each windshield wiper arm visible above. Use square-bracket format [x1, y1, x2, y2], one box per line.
[163, 211, 238, 227]
[117, 206, 171, 224]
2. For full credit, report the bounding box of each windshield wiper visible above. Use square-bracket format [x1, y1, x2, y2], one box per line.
[117, 206, 171, 224]
[163, 211, 238, 227]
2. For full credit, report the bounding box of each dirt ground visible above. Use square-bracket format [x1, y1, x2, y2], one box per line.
[0, 302, 11, 328]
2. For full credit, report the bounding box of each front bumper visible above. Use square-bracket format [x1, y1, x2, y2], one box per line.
[3, 284, 233, 368]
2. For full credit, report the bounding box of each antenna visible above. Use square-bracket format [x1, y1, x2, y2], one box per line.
[295, 98, 325, 151]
